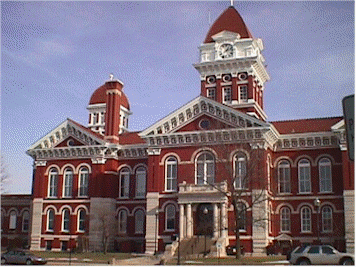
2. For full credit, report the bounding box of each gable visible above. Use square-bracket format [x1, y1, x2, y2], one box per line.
[175, 113, 235, 133]
[55, 136, 87, 148]
[139, 96, 270, 138]
[28, 119, 105, 151]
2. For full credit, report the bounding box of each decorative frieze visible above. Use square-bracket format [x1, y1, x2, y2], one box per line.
[275, 133, 339, 151]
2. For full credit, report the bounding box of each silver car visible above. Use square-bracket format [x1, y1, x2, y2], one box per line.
[288, 245, 354, 265]
[1, 250, 47, 265]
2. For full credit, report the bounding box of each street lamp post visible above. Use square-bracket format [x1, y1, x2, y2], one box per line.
[314, 198, 321, 244]
[154, 209, 159, 255]
[203, 207, 208, 256]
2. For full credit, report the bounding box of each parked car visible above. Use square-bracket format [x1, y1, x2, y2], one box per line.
[1, 250, 47, 265]
[226, 245, 245, 256]
[288, 245, 354, 265]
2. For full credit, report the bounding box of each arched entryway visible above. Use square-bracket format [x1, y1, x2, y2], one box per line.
[196, 203, 214, 236]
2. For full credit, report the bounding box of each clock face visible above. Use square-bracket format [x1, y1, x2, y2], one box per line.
[218, 43, 233, 59]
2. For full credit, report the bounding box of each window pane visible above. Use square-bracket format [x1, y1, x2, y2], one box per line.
[135, 210, 144, 233]
[9, 211, 17, 230]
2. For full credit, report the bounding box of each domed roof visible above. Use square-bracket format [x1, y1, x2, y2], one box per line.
[204, 6, 253, 43]
[89, 83, 130, 110]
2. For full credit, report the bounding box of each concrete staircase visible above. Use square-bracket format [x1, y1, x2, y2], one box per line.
[174, 236, 215, 259]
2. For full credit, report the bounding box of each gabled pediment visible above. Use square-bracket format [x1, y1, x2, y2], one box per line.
[28, 119, 105, 151]
[331, 119, 345, 131]
[139, 96, 270, 138]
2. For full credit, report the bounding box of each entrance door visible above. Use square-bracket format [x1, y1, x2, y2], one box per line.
[196, 204, 214, 236]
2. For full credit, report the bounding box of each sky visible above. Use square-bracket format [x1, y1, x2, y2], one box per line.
[1, 1, 354, 194]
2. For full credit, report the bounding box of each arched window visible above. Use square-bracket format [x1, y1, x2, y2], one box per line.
[47, 209, 54, 231]
[63, 168, 73, 197]
[298, 159, 311, 193]
[319, 158, 332, 193]
[78, 167, 89, 197]
[78, 209, 86, 232]
[119, 168, 130, 198]
[165, 204, 176, 231]
[280, 207, 291, 232]
[9, 211, 17, 230]
[135, 209, 144, 234]
[62, 209, 70, 232]
[278, 160, 291, 193]
[135, 167, 146, 198]
[301, 207, 311, 233]
[322, 206, 333, 232]
[48, 168, 58, 197]
[233, 152, 247, 189]
[237, 202, 246, 231]
[196, 152, 215, 185]
[165, 157, 177, 191]
[22, 211, 30, 232]
[118, 210, 128, 234]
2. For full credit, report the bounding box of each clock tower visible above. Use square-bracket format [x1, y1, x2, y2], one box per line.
[194, 6, 270, 121]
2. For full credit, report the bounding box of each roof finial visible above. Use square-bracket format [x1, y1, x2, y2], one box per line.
[109, 73, 114, 81]
[230, 0, 234, 6]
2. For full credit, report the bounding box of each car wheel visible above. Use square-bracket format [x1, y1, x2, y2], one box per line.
[26, 259, 33, 265]
[298, 258, 310, 265]
[1, 258, 6, 265]
[341, 258, 354, 265]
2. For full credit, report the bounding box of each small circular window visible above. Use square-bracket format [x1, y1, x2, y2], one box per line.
[199, 119, 210, 130]
[222, 74, 232, 83]
[206, 76, 216, 84]
[67, 139, 75, 147]
[238, 72, 248, 81]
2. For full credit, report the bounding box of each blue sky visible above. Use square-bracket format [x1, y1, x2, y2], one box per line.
[1, 1, 354, 194]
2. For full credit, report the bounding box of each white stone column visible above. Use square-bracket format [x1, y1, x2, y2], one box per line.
[221, 202, 228, 238]
[179, 204, 185, 240]
[186, 204, 192, 238]
[30, 198, 43, 251]
[344, 190, 355, 254]
[251, 189, 268, 256]
[213, 203, 219, 238]
[145, 193, 159, 254]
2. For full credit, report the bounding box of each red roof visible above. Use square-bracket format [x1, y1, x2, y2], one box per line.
[204, 6, 253, 43]
[271, 117, 343, 134]
[89, 83, 130, 110]
[118, 132, 146, 145]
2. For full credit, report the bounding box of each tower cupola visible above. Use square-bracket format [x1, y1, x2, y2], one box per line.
[194, 6, 270, 121]
[87, 75, 131, 142]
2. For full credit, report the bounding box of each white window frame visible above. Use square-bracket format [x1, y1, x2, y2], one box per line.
[280, 207, 291, 233]
[135, 167, 146, 199]
[135, 210, 144, 234]
[207, 88, 216, 100]
[22, 211, 30, 232]
[48, 168, 58, 198]
[47, 209, 54, 232]
[165, 205, 176, 231]
[77, 209, 85, 232]
[119, 168, 130, 198]
[63, 168, 73, 198]
[301, 207, 312, 233]
[233, 153, 247, 189]
[9, 211, 17, 230]
[321, 206, 333, 233]
[118, 210, 128, 234]
[319, 158, 332, 193]
[62, 209, 70, 232]
[278, 161, 291, 194]
[165, 157, 177, 192]
[298, 159, 311, 193]
[239, 85, 248, 102]
[196, 152, 215, 185]
[78, 167, 89, 197]
[223, 86, 232, 103]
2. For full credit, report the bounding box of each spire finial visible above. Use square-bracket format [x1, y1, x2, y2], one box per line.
[230, 0, 234, 6]
[109, 73, 114, 81]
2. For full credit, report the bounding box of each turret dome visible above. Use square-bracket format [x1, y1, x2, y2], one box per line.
[204, 6, 253, 43]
